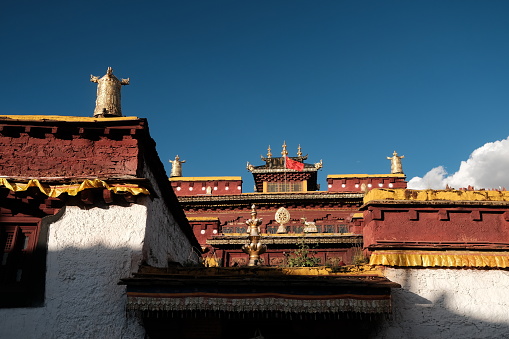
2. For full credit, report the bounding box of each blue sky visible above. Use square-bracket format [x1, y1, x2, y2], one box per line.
[2, 1, 509, 191]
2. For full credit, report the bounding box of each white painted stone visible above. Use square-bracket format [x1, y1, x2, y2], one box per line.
[0, 188, 199, 338]
[0, 204, 148, 338]
[374, 268, 509, 339]
[139, 158, 201, 266]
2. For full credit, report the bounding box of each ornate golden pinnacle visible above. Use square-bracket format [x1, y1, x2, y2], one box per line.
[281, 141, 288, 156]
[90, 67, 129, 118]
[387, 150, 405, 174]
[297, 144, 302, 157]
[169, 155, 186, 177]
[242, 204, 266, 266]
[267, 145, 272, 158]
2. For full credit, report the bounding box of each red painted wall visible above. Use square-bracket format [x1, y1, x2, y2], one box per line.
[327, 176, 406, 192]
[0, 128, 140, 177]
[189, 220, 220, 244]
[171, 180, 243, 196]
[223, 248, 353, 267]
[184, 202, 362, 266]
[186, 206, 360, 237]
[363, 204, 509, 250]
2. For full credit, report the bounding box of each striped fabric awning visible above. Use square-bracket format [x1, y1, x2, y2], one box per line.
[121, 268, 399, 316]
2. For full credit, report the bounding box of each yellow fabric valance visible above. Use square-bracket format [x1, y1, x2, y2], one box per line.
[0, 178, 149, 198]
[370, 250, 509, 268]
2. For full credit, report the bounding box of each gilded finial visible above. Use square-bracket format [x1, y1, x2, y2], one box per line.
[250, 204, 257, 219]
[169, 155, 186, 177]
[242, 204, 266, 266]
[90, 67, 130, 117]
[267, 145, 272, 158]
[281, 141, 288, 157]
[387, 150, 405, 174]
[297, 144, 302, 157]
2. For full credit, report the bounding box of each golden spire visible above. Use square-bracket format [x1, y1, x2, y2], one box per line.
[169, 155, 186, 177]
[387, 150, 405, 174]
[242, 204, 266, 266]
[267, 145, 272, 158]
[281, 141, 288, 157]
[297, 144, 302, 157]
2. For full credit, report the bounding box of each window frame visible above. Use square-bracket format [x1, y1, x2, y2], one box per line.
[0, 216, 49, 308]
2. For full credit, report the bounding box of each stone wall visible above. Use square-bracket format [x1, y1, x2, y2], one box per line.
[374, 268, 509, 339]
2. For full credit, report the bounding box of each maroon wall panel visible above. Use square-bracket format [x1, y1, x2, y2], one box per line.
[363, 205, 509, 249]
[0, 133, 139, 177]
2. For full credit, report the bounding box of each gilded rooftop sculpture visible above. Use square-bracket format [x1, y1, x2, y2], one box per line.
[90, 67, 129, 117]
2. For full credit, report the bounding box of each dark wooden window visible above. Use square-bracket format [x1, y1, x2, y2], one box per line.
[1, 224, 37, 283]
[0, 219, 46, 307]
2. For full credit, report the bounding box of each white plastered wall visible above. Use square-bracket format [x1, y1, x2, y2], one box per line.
[374, 268, 509, 339]
[139, 157, 201, 266]
[0, 193, 197, 339]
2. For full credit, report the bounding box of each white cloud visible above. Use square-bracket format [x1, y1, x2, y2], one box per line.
[407, 137, 509, 190]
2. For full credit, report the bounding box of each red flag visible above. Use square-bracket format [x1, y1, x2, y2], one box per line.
[285, 156, 304, 171]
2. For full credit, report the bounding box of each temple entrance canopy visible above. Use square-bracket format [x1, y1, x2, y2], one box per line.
[121, 265, 399, 339]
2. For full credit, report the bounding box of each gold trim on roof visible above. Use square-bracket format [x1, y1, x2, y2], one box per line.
[0, 178, 149, 198]
[0, 115, 140, 122]
[169, 176, 242, 181]
[363, 188, 509, 204]
[177, 192, 364, 204]
[187, 217, 220, 221]
[327, 174, 406, 179]
[207, 235, 362, 245]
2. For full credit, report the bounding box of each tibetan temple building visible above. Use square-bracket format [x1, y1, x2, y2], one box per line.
[169, 143, 407, 268]
[2, 68, 509, 339]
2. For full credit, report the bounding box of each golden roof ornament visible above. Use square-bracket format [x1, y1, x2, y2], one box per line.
[281, 141, 288, 157]
[90, 67, 130, 117]
[314, 159, 323, 170]
[246, 161, 254, 171]
[297, 145, 302, 157]
[169, 155, 186, 177]
[387, 151, 405, 174]
[267, 145, 272, 158]
[242, 204, 266, 266]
